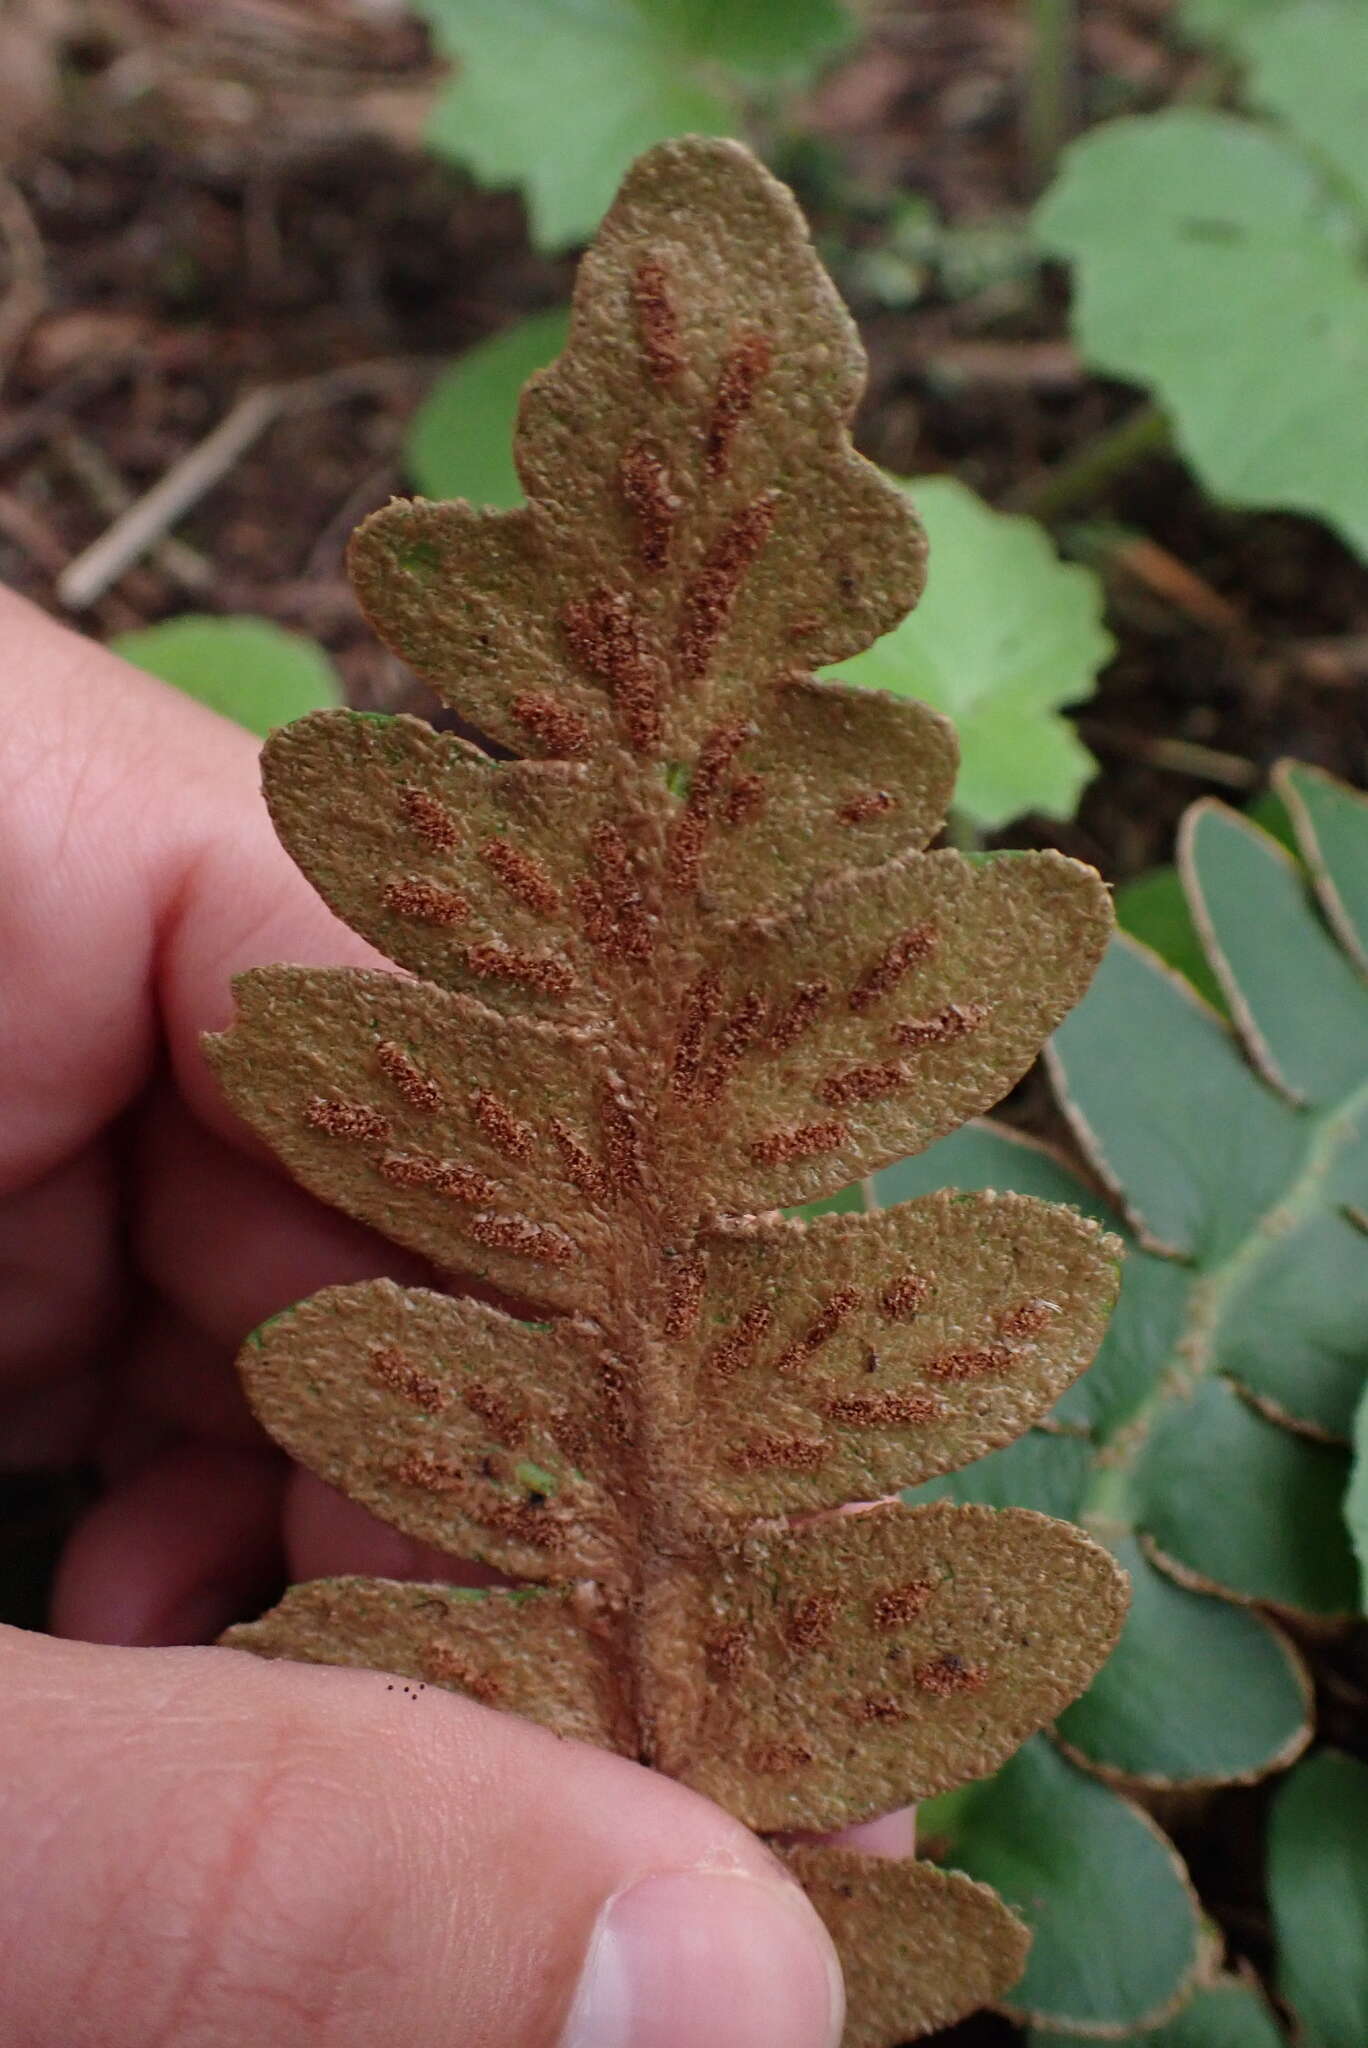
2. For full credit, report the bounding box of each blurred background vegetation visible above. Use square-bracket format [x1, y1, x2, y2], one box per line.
[2, 5, 1366, 2043]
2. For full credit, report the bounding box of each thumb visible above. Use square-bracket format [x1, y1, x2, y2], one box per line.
[0, 1625, 844, 2048]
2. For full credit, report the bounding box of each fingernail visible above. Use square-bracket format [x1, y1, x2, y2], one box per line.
[560, 1869, 844, 2048]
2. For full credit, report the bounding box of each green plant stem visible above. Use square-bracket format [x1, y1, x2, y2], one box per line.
[1012, 403, 1172, 522]
[1025, 0, 1079, 186]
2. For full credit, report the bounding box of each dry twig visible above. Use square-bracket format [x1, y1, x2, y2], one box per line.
[56, 359, 426, 611]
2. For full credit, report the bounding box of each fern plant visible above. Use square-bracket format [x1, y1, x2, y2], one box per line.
[879, 762, 1368, 2033]
[1030, 1747, 1368, 2047]
[209, 137, 1131, 2045]
[405, 316, 1114, 832]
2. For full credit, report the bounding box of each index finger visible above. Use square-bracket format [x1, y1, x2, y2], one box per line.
[0, 587, 381, 1195]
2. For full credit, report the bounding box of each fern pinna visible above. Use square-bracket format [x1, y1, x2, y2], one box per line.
[211, 139, 1128, 2045]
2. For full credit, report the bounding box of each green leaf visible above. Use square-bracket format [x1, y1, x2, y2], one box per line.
[1136, 1376, 1358, 1616]
[111, 615, 342, 739]
[1181, 801, 1368, 1106]
[1031, 1976, 1286, 2048]
[406, 308, 571, 507]
[1037, 109, 1368, 560]
[1348, 1379, 1368, 1608]
[1056, 1535, 1310, 1784]
[874, 1121, 1110, 1219]
[1049, 933, 1304, 1261]
[1115, 865, 1227, 1014]
[827, 476, 1110, 829]
[415, 0, 850, 251]
[1277, 760, 1368, 975]
[943, 1737, 1201, 2033]
[1236, 1, 1368, 221]
[1180, 0, 1283, 41]
[1270, 1750, 1368, 2048]
[902, 1429, 1094, 1521]
[643, 0, 853, 78]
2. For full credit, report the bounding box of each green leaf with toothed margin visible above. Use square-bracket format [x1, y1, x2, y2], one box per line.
[827, 476, 1110, 831]
[1270, 1750, 1368, 2048]
[1031, 1975, 1286, 2048]
[939, 1736, 1202, 2034]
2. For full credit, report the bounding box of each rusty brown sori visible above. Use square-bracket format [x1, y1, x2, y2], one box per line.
[209, 137, 1128, 2045]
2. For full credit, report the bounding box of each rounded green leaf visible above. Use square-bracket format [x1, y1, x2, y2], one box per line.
[1270, 1750, 1368, 2048]
[828, 476, 1110, 829]
[1136, 1377, 1358, 1616]
[874, 1121, 1111, 1220]
[1237, 1, 1368, 220]
[415, 0, 850, 252]
[1049, 934, 1304, 1261]
[902, 1429, 1093, 1521]
[1181, 0, 1282, 42]
[111, 615, 342, 739]
[1277, 761, 1368, 975]
[944, 1736, 1201, 2033]
[1037, 109, 1368, 560]
[1116, 864, 1227, 1014]
[406, 308, 571, 507]
[1181, 801, 1368, 1106]
[1031, 1975, 1285, 2048]
[1056, 1536, 1310, 1784]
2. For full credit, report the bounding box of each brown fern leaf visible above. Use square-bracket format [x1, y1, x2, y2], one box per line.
[348, 141, 929, 763]
[211, 137, 1126, 2044]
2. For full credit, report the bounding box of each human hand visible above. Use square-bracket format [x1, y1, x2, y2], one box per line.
[0, 588, 852, 2048]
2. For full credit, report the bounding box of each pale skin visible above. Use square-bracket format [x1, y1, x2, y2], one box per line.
[0, 588, 916, 2048]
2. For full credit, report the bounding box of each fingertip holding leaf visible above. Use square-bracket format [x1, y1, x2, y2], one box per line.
[212, 138, 1125, 2044]
[223, 1573, 635, 1755]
